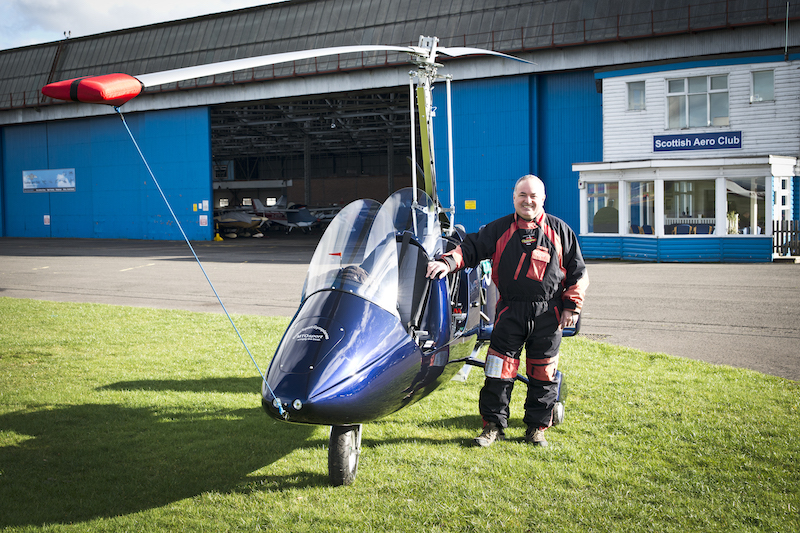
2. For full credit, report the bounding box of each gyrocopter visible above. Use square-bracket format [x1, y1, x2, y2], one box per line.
[42, 36, 576, 486]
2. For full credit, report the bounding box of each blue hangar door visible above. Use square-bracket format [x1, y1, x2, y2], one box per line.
[1, 107, 213, 240]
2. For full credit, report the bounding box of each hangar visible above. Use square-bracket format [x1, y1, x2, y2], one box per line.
[1, 0, 798, 261]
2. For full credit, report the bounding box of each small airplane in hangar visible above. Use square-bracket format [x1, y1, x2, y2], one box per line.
[42, 36, 577, 486]
[251, 197, 320, 234]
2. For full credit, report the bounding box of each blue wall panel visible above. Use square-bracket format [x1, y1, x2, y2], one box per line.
[432, 76, 531, 233]
[2, 123, 52, 237]
[2, 107, 213, 240]
[622, 237, 659, 261]
[535, 71, 603, 232]
[580, 235, 772, 262]
[657, 238, 722, 262]
[579, 235, 622, 259]
[721, 237, 773, 262]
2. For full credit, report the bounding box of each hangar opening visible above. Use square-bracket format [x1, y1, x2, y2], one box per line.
[210, 86, 415, 212]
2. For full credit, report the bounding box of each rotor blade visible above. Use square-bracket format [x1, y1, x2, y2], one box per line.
[41, 41, 532, 107]
[437, 46, 535, 65]
[135, 45, 415, 88]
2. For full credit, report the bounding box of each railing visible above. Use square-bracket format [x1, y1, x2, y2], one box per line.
[666, 217, 716, 225]
[773, 220, 800, 256]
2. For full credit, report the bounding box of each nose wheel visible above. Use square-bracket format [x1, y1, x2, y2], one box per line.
[328, 424, 362, 486]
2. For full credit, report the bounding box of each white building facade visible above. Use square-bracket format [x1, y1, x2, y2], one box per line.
[574, 55, 800, 262]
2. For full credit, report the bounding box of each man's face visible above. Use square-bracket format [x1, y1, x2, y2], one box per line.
[513, 178, 545, 220]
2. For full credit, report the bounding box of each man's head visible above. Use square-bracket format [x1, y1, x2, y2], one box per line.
[513, 174, 546, 221]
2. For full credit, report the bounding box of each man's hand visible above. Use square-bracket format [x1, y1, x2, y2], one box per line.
[560, 309, 578, 330]
[426, 260, 450, 279]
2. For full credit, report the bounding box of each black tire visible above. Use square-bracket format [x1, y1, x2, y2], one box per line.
[328, 425, 361, 486]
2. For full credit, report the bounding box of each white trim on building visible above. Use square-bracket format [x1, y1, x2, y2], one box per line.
[574, 155, 796, 237]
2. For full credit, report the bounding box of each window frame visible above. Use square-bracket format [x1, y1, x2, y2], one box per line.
[665, 75, 729, 129]
[750, 70, 775, 103]
[627, 80, 646, 111]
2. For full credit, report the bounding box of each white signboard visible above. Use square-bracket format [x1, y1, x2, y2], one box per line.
[23, 168, 76, 193]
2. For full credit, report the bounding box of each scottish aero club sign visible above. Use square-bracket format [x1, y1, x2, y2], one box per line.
[653, 131, 742, 152]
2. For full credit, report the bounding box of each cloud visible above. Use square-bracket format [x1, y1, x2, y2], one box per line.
[0, 0, 282, 51]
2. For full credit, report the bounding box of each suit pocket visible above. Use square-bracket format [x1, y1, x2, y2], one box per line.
[527, 246, 550, 282]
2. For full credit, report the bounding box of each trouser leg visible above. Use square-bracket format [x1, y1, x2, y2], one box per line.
[481, 299, 527, 428]
[523, 307, 562, 429]
[478, 377, 514, 428]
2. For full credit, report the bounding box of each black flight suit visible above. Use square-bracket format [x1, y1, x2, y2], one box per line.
[439, 211, 588, 430]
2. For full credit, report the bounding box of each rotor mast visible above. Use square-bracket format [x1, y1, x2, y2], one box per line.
[408, 36, 457, 235]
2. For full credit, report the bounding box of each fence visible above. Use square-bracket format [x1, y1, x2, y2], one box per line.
[773, 220, 800, 256]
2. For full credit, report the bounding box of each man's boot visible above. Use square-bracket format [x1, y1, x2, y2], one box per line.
[473, 422, 505, 447]
[524, 426, 548, 447]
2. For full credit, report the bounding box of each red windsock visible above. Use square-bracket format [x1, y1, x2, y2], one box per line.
[41, 73, 144, 106]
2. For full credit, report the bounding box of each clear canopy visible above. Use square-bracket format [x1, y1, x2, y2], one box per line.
[302, 188, 442, 316]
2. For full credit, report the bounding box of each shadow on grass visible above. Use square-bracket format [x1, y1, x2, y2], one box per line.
[0, 378, 319, 528]
[359, 415, 487, 449]
[99, 376, 262, 394]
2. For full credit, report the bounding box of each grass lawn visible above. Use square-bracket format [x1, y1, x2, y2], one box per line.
[0, 297, 797, 532]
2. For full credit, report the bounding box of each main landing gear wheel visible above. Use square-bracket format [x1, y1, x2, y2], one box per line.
[328, 424, 362, 486]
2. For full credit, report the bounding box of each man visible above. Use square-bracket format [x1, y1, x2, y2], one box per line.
[426, 175, 588, 447]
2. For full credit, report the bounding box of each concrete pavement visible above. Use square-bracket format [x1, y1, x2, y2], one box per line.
[1, 235, 798, 380]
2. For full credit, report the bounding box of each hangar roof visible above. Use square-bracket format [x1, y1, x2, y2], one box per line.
[1, 0, 797, 111]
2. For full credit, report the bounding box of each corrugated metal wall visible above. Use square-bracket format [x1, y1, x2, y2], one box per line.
[5, 0, 795, 113]
[0, 130, 4, 236]
[534, 70, 603, 231]
[432, 75, 531, 232]
[1, 107, 212, 240]
[431, 70, 602, 234]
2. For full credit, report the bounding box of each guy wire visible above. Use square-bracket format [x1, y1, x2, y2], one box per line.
[114, 107, 285, 417]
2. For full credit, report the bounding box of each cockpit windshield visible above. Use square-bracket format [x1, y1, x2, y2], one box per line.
[302, 188, 442, 316]
[374, 187, 442, 258]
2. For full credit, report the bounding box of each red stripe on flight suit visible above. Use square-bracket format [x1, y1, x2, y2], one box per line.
[491, 222, 518, 290]
[514, 253, 527, 280]
[563, 274, 589, 312]
[537, 214, 565, 279]
[495, 304, 509, 322]
[526, 354, 559, 382]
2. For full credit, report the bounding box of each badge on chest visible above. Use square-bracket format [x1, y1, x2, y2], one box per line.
[521, 233, 536, 246]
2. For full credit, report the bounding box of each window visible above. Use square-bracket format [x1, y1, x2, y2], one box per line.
[663, 180, 716, 235]
[627, 81, 646, 110]
[587, 182, 619, 233]
[627, 181, 655, 234]
[751, 70, 774, 102]
[667, 75, 728, 128]
[726, 178, 766, 234]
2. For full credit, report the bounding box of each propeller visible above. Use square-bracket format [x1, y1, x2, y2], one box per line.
[41, 40, 533, 106]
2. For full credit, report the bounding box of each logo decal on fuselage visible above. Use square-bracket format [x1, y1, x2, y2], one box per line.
[294, 325, 330, 342]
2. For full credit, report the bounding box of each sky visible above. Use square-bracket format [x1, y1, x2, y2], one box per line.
[0, 0, 287, 51]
